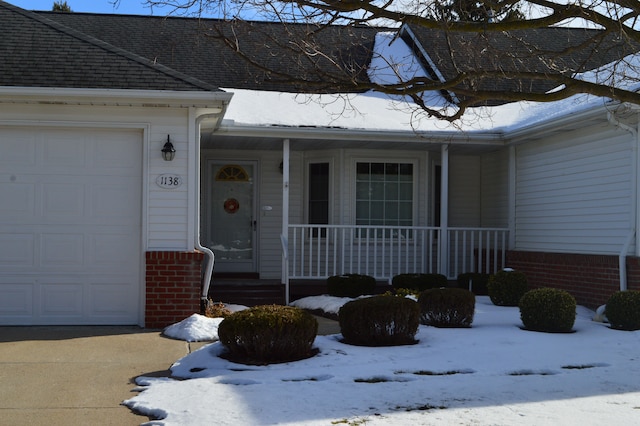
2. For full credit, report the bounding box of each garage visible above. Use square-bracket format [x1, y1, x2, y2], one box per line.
[0, 127, 143, 325]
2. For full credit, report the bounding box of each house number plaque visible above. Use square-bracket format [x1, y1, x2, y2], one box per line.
[156, 174, 183, 189]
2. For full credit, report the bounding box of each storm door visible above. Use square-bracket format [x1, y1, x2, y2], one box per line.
[205, 161, 257, 273]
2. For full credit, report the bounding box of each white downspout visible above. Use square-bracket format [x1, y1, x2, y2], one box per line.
[607, 111, 638, 291]
[193, 110, 226, 308]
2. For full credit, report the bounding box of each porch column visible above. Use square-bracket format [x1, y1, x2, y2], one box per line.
[508, 145, 516, 249]
[440, 144, 449, 277]
[281, 139, 290, 303]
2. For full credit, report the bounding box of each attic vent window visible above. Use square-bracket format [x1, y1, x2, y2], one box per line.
[215, 165, 249, 181]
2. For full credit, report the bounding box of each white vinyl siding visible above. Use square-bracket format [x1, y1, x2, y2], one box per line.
[515, 126, 634, 254]
[481, 149, 509, 227]
[449, 155, 481, 227]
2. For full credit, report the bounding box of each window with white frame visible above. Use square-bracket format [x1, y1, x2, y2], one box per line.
[355, 162, 413, 235]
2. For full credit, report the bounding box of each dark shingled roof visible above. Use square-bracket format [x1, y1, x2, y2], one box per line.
[403, 25, 639, 105]
[3, 2, 637, 102]
[0, 2, 219, 91]
[38, 11, 382, 93]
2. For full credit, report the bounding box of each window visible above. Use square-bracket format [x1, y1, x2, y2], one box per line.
[308, 162, 329, 237]
[356, 162, 413, 231]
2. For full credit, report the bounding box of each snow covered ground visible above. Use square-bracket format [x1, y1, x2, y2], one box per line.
[125, 296, 640, 425]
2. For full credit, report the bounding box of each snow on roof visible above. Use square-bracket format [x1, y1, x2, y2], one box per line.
[221, 33, 634, 136]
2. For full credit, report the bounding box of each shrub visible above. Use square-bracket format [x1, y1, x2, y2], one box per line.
[391, 273, 448, 292]
[392, 288, 421, 298]
[487, 269, 528, 306]
[457, 272, 491, 295]
[519, 288, 576, 333]
[204, 300, 232, 318]
[605, 290, 640, 331]
[217, 305, 318, 364]
[338, 295, 419, 346]
[418, 288, 476, 328]
[327, 274, 377, 298]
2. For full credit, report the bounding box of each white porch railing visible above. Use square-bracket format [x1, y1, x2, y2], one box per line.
[286, 225, 509, 281]
[446, 227, 510, 279]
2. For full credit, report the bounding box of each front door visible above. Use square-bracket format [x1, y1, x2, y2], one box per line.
[205, 161, 257, 273]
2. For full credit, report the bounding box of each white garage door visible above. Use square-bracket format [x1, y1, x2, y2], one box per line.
[0, 127, 142, 325]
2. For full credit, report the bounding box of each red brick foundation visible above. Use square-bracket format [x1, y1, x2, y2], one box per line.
[145, 251, 204, 328]
[506, 250, 640, 309]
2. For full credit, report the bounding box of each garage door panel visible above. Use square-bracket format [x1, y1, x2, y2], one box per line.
[40, 282, 84, 317]
[0, 281, 33, 317]
[0, 130, 36, 166]
[91, 233, 139, 269]
[0, 234, 34, 267]
[40, 233, 84, 268]
[89, 281, 138, 317]
[0, 127, 142, 325]
[43, 132, 86, 167]
[93, 133, 141, 170]
[92, 183, 141, 219]
[42, 183, 85, 217]
[0, 181, 36, 216]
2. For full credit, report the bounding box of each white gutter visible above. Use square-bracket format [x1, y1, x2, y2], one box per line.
[607, 110, 638, 291]
[0, 86, 232, 108]
[215, 122, 505, 145]
[508, 102, 613, 144]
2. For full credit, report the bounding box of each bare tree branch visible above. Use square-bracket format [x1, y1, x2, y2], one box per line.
[143, 0, 640, 121]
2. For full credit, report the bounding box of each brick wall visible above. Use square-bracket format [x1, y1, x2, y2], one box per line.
[506, 250, 640, 309]
[145, 251, 204, 328]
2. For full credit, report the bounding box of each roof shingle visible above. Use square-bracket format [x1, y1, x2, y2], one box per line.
[0, 2, 219, 91]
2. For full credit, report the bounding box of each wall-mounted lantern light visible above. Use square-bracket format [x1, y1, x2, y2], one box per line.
[161, 135, 176, 161]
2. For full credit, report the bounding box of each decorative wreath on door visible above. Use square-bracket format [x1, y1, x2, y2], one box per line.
[223, 198, 240, 214]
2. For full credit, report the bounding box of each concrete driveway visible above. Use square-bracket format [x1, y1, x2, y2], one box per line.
[0, 316, 340, 425]
[0, 326, 202, 425]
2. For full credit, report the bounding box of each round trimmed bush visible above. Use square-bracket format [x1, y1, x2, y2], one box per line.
[457, 272, 490, 295]
[338, 295, 420, 346]
[487, 269, 528, 306]
[605, 290, 640, 331]
[519, 288, 576, 332]
[418, 288, 475, 328]
[218, 305, 318, 364]
[327, 273, 376, 298]
[392, 273, 448, 292]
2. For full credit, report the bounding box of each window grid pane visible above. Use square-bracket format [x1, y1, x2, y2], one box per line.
[356, 162, 413, 230]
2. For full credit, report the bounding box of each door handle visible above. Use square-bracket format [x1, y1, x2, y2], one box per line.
[252, 220, 257, 231]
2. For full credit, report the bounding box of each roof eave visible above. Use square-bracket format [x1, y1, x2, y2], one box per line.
[506, 101, 615, 144]
[215, 121, 506, 145]
[0, 86, 233, 109]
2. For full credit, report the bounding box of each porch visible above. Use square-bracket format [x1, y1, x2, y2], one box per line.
[284, 225, 509, 282]
[207, 225, 509, 306]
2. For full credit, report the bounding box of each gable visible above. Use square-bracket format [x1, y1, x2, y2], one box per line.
[402, 25, 640, 106]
